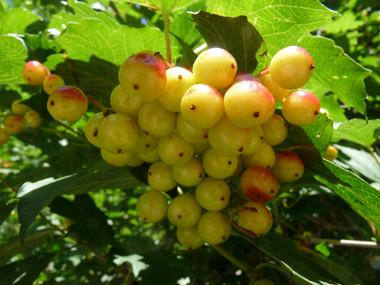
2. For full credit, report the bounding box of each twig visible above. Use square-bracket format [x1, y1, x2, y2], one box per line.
[63, 51, 80, 88]
[368, 146, 380, 169]
[161, 0, 171, 63]
[53, 120, 87, 141]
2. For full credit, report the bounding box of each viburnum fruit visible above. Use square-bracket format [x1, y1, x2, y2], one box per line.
[197, 211, 231, 245]
[202, 148, 238, 179]
[260, 114, 288, 146]
[4, 115, 25, 135]
[269, 46, 314, 89]
[257, 66, 290, 102]
[22, 60, 48, 86]
[138, 100, 176, 138]
[136, 190, 168, 223]
[138, 147, 160, 163]
[242, 141, 276, 170]
[84, 112, 105, 148]
[177, 226, 204, 250]
[240, 166, 279, 202]
[132, 126, 158, 154]
[271, 151, 304, 182]
[195, 177, 230, 211]
[208, 115, 252, 156]
[0, 128, 10, 146]
[118, 53, 167, 102]
[193, 141, 211, 155]
[147, 161, 177, 191]
[127, 153, 145, 167]
[47, 86, 88, 122]
[100, 148, 134, 167]
[159, 67, 196, 112]
[172, 156, 205, 187]
[242, 126, 264, 155]
[110, 85, 144, 122]
[224, 80, 276, 128]
[43, 74, 65, 95]
[221, 72, 259, 95]
[24, 110, 42, 128]
[97, 113, 138, 154]
[167, 194, 202, 228]
[157, 132, 194, 166]
[193, 47, 237, 90]
[176, 113, 208, 144]
[11, 100, 30, 116]
[180, 84, 224, 129]
[282, 90, 320, 126]
[237, 201, 273, 237]
[324, 145, 339, 161]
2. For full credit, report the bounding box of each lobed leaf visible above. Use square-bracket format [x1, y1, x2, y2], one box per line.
[332, 119, 380, 148]
[0, 7, 40, 35]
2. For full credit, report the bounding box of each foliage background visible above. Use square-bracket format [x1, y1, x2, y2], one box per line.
[0, 0, 379, 284]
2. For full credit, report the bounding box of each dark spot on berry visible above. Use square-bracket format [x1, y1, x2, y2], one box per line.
[143, 130, 149, 135]
[117, 148, 122, 153]
[49, 85, 52, 88]
[190, 105, 196, 110]
[93, 130, 98, 137]
[178, 75, 183, 79]
[133, 85, 139, 90]
[50, 101, 55, 106]
[314, 110, 319, 115]
[148, 172, 152, 176]
[238, 147, 244, 152]
[253, 112, 260, 117]
[284, 123, 287, 127]
[199, 174, 203, 178]
[260, 136, 264, 140]
[189, 247, 192, 250]
[270, 189, 275, 193]
[231, 63, 236, 68]
[266, 165, 270, 169]
[228, 161, 232, 165]
[310, 64, 315, 70]
[27, 78, 31, 81]
[295, 173, 299, 177]
[179, 152, 184, 157]
[177, 215, 182, 219]
[10, 125, 13, 128]
[222, 236, 226, 240]
[203, 134, 208, 139]
[144, 217, 147, 220]
[221, 197, 225, 201]
[145, 144, 150, 148]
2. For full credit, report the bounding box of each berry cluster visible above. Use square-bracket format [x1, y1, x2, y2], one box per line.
[83, 46, 323, 249]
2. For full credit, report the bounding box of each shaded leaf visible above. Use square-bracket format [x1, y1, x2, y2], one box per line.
[191, 11, 266, 73]
[21, 93, 53, 121]
[171, 33, 197, 67]
[0, 252, 55, 285]
[0, 199, 14, 226]
[332, 119, 380, 147]
[335, 144, 380, 182]
[0, 88, 21, 109]
[49, 195, 114, 247]
[16, 174, 78, 244]
[313, 159, 380, 230]
[0, 229, 56, 266]
[0, 35, 28, 84]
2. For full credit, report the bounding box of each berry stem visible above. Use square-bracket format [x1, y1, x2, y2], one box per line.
[53, 120, 87, 141]
[368, 146, 380, 169]
[273, 145, 314, 152]
[254, 66, 270, 79]
[161, 0, 172, 64]
[87, 96, 109, 112]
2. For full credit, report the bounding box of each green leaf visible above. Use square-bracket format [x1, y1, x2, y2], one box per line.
[334, 144, 380, 182]
[325, 10, 364, 35]
[49, 0, 119, 32]
[315, 242, 330, 257]
[237, 232, 340, 284]
[120, 0, 199, 13]
[56, 18, 168, 66]
[332, 119, 380, 147]
[0, 35, 28, 85]
[313, 160, 380, 230]
[0, 229, 56, 266]
[0, 199, 14, 226]
[24, 34, 61, 53]
[16, 174, 78, 244]
[49, 195, 114, 247]
[0, 252, 55, 285]
[0, 88, 21, 109]
[300, 35, 370, 117]
[21, 93, 53, 121]
[0, 7, 40, 35]
[190, 11, 266, 73]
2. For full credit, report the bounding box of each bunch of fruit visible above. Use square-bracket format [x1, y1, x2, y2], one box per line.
[81, 46, 322, 249]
